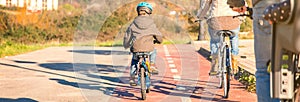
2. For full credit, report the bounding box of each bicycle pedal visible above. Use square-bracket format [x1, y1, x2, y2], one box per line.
[130, 83, 137, 86]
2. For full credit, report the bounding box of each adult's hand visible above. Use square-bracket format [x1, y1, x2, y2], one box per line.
[232, 6, 247, 13]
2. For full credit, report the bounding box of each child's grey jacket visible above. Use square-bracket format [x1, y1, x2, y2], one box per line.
[123, 15, 163, 52]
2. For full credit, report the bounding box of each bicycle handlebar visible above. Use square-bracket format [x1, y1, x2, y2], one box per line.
[194, 19, 201, 23]
[233, 7, 253, 19]
[233, 14, 253, 19]
[194, 17, 207, 23]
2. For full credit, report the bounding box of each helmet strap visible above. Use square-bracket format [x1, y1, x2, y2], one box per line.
[138, 10, 151, 15]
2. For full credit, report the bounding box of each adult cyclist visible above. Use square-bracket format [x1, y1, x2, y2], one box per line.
[197, 0, 244, 76]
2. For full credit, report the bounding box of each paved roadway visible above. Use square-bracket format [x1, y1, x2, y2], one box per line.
[0, 44, 256, 102]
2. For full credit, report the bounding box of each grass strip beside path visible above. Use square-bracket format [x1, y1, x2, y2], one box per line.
[0, 42, 72, 58]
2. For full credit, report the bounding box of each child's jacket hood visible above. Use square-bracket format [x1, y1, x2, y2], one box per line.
[133, 16, 155, 30]
[123, 15, 163, 52]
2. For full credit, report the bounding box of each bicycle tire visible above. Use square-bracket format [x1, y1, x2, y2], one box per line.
[146, 88, 150, 93]
[218, 47, 225, 89]
[140, 68, 146, 100]
[218, 73, 223, 88]
[291, 72, 300, 102]
[293, 89, 300, 102]
[223, 67, 230, 98]
[223, 45, 230, 98]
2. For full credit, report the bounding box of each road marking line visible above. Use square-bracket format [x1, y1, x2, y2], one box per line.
[176, 85, 187, 91]
[163, 45, 170, 55]
[169, 64, 176, 68]
[171, 69, 178, 73]
[168, 60, 174, 63]
[167, 57, 173, 60]
[165, 54, 171, 57]
[181, 97, 192, 102]
[165, 53, 169, 55]
[173, 75, 181, 81]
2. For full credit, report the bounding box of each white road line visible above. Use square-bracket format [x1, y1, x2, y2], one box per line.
[181, 97, 192, 102]
[166, 57, 173, 60]
[173, 75, 181, 81]
[165, 52, 169, 55]
[168, 60, 174, 63]
[169, 64, 176, 68]
[171, 69, 178, 73]
[164, 45, 181, 81]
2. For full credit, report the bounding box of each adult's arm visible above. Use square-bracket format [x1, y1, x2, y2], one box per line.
[196, 0, 212, 20]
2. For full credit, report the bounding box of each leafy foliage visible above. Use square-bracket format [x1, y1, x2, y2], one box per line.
[0, 4, 82, 44]
[238, 69, 256, 92]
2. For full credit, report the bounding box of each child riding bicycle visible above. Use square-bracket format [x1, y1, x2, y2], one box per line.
[123, 2, 163, 86]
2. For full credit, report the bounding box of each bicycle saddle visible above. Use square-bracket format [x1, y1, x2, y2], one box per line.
[217, 30, 235, 37]
[134, 52, 150, 58]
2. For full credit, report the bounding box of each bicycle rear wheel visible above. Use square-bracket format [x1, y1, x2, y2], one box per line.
[223, 45, 231, 98]
[140, 68, 146, 100]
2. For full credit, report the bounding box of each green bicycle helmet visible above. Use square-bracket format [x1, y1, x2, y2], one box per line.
[136, 2, 153, 14]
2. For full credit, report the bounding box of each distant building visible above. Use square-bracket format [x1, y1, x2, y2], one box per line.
[0, 0, 58, 12]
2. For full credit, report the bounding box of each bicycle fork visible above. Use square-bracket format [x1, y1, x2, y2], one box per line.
[137, 59, 151, 89]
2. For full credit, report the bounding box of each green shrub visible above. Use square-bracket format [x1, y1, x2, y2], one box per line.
[240, 17, 253, 32]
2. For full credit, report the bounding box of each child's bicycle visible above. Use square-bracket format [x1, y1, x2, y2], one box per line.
[216, 30, 235, 98]
[134, 52, 151, 100]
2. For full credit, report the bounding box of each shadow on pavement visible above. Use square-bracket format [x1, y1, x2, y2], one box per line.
[69, 50, 130, 55]
[13, 60, 37, 64]
[49, 78, 139, 100]
[197, 47, 211, 61]
[84, 73, 130, 83]
[150, 79, 239, 102]
[0, 62, 241, 101]
[39, 63, 127, 73]
[0, 62, 133, 89]
[0, 98, 38, 102]
[0, 62, 140, 100]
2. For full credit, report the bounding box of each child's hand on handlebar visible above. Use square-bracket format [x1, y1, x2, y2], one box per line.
[153, 40, 161, 44]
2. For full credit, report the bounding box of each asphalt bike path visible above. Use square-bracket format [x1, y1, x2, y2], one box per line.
[0, 45, 256, 102]
[106, 44, 257, 102]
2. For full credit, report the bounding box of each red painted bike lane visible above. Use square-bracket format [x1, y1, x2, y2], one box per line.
[107, 44, 256, 102]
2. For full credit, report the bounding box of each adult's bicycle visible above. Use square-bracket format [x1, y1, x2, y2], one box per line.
[216, 30, 235, 98]
[194, 19, 235, 98]
[133, 52, 151, 100]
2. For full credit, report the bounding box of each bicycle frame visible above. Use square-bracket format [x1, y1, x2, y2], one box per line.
[217, 30, 234, 98]
[218, 30, 233, 74]
[135, 53, 151, 89]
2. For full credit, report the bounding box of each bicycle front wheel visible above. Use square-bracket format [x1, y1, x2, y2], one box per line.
[140, 68, 146, 100]
[218, 73, 223, 88]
